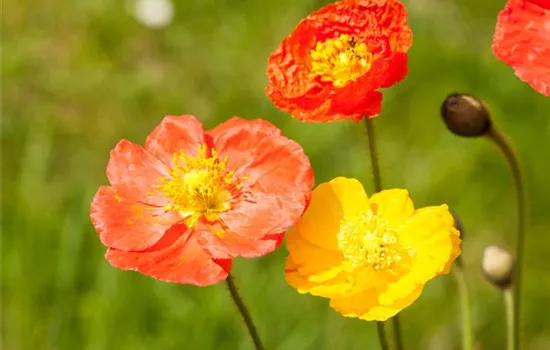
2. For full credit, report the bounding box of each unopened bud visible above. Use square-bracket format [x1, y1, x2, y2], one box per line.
[441, 93, 492, 137]
[481, 245, 514, 289]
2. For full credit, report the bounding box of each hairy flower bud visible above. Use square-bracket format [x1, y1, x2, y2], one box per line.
[481, 245, 514, 289]
[441, 93, 492, 137]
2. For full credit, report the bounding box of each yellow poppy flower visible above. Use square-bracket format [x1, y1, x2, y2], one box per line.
[285, 177, 461, 321]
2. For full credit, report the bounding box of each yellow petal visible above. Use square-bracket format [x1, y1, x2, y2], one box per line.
[400, 205, 459, 282]
[328, 177, 369, 218]
[285, 257, 352, 298]
[286, 227, 343, 278]
[441, 227, 462, 274]
[378, 273, 419, 306]
[369, 189, 414, 228]
[292, 179, 345, 251]
[359, 286, 422, 321]
[329, 285, 423, 322]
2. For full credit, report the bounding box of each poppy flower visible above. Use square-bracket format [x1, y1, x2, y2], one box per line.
[285, 177, 461, 321]
[265, 0, 413, 122]
[91, 115, 314, 286]
[492, 0, 550, 96]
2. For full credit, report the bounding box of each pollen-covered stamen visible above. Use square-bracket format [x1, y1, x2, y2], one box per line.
[338, 210, 403, 271]
[156, 144, 241, 230]
[310, 34, 373, 88]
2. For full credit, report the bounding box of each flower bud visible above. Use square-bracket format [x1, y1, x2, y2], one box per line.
[481, 245, 514, 289]
[440, 93, 492, 137]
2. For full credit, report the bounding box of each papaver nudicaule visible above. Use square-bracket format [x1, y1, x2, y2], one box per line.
[266, 0, 413, 122]
[285, 177, 461, 321]
[91, 115, 314, 286]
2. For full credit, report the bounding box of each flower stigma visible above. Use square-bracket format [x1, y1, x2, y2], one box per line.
[157, 144, 241, 233]
[338, 210, 403, 272]
[310, 34, 373, 88]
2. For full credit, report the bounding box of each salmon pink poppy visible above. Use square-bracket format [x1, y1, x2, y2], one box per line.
[492, 0, 550, 96]
[91, 115, 314, 286]
[265, 0, 413, 122]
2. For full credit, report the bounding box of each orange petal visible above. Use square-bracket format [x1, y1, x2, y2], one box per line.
[194, 223, 283, 259]
[91, 186, 180, 251]
[106, 226, 231, 286]
[211, 118, 313, 240]
[106, 140, 170, 206]
[144, 115, 206, 166]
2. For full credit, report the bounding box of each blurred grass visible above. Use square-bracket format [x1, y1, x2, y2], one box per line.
[2, 0, 550, 349]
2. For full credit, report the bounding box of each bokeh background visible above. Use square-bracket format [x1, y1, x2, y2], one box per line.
[2, 0, 550, 349]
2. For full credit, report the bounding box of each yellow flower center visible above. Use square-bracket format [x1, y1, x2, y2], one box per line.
[310, 34, 373, 88]
[338, 211, 402, 271]
[157, 144, 240, 230]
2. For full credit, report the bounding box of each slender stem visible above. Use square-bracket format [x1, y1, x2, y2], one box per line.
[392, 315, 404, 350]
[364, 117, 402, 350]
[377, 322, 391, 350]
[487, 127, 525, 350]
[504, 288, 516, 350]
[225, 274, 264, 350]
[365, 118, 383, 191]
[453, 261, 473, 350]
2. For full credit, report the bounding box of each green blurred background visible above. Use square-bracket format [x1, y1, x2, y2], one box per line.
[2, 0, 550, 349]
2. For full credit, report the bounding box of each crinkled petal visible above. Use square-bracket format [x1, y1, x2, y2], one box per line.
[144, 115, 206, 166]
[106, 225, 231, 286]
[209, 118, 313, 240]
[194, 223, 284, 259]
[265, 0, 412, 122]
[492, 0, 550, 96]
[106, 140, 170, 206]
[91, 186, 180, 251]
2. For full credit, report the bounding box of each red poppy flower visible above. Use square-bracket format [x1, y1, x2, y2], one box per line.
[492, 0, 550, 96]
[265, 0, 413, 122]
[91, 115, 314, 286]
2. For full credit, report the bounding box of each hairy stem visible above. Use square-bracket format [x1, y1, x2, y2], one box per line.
[226, 274, 264, 350]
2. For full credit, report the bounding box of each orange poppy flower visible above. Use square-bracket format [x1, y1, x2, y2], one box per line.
[91, 115, 314, 286]
[492, 0, 550, 96]
[265, 0, 413, 122]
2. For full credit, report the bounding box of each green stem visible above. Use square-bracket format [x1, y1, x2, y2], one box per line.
[487, 127, 525, 350]
[365, 118, 383, 191]
[453, 261, 473, 350]
[225, 274, 265, 350]
[504, 288, 516, 350]
[377, 322, 391, 350]
[365, 118, 402, 350]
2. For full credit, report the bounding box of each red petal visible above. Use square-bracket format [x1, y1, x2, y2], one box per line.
[90, 186, 180, 251]
[492, 0, 550, 96]
[105, 226, 231, 286]
[209, 118, 314, 240]
[145, 115, 206, 166]
[106, 140, 170, 206]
